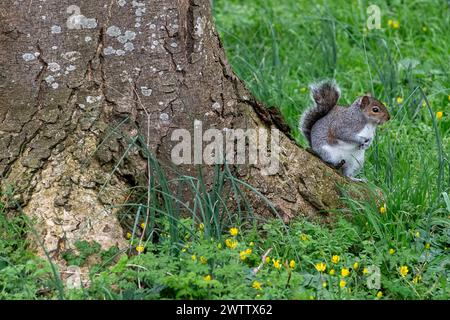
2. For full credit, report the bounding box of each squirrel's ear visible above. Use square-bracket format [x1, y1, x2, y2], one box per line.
[360, 96, 370, 108]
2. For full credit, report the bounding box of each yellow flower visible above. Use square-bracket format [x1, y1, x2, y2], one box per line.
[240, 249, 252, 261]
[322, 282, 327, 288]
[339, 280, 346, 288]
[363, 267, 369, 275]
[341, 268, 350, 277]
[415, 231, 420, 238]
[126, 232, 132, 239]
[436, 111, 443, 121]
[424, 243, 431, 250]
[392, 20, 400, 29]
[412, 275, 422, 284]
[191, 255, 197, 261]
[289, 260, 296, 269]
[300, 234, 309, 242]
[200, 256, 207, 264]
[300, 87, 307, 93]
[388, 19, 393, 27]
[273, 259, 281, 270]
[229, 227, 238, 236]
[331, 255, 340, 264]
[399, 265, 409, 277]
[225, 238, 238, 249]
[396, 96, 404, 104]
[199, 223, 204, 231]
[204, 275, 211, 281]
[376, 291, 383, 299]
[136, 245, 145, 253]
[353, 262, 359, 270]
[379, 204, 386, 214]
[265, 256, 271, 264]
[448, 95, 450, 102]
[315, 262, 326, 272]
[389, 248, 396, 255]
[140, 222, 146, 229]
[252, 281, 262, 290]
[329, 268, 335, 276]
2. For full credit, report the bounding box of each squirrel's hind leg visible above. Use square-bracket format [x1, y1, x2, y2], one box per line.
[342, 151, 366, 181]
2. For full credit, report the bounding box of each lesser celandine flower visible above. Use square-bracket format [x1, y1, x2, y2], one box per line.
[436, 111, 443, 120]
[376, 291, 383, 299]
[392, 20, 400, 29]
[140, 222, 146, 229]
[265, 256, 271, 264]
[329, 268, 335, 276]
[331, 255, 340, 264]
[204, 275, 211, 281]
[126, 232, 132, 239]
[399, 265, 409, 277]
[425, 243, 431, 250]
[240, 249, 252, 261]
[363, 267, 369, 275]
[353, 262, 359, 270]
[289, 260, 296, 269]
[136, 245, 145, 253]
[225, 238, 238, 249]
[379, 204, 386, 214]
[412, 275, 422, 284]
[339, 280, 346, 288]
[315, 262, 326, 272]
[341, 268, 350, 277]
[252, 281, 262, 290]
[396, 96, 404, 104]
[322, 282, 327, 288]
[199, 223, 204, 231]
[191, 255, 197, 261]
[388, 19, 393, 27]
[229, 227, 238, 236]
[300, 234, 309, 241]
[273, 259, 281, 270]
[200, 256, 208, 264]
[389, 248, 396, 255]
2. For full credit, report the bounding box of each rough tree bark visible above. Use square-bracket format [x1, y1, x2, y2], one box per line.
[0, 0, 353, 263]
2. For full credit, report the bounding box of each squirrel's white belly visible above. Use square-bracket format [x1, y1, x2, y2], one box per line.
[322, 141, 359, 164]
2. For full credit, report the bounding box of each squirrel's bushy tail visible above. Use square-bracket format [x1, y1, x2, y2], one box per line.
[300, 80, 340, 146]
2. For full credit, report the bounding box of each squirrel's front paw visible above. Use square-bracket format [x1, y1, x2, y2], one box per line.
[359, 138, 372, 150]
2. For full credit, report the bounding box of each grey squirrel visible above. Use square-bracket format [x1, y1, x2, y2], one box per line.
[300, 80, 390, 181]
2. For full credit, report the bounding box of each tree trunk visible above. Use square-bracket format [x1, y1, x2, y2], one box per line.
[0, 0, 351, 262]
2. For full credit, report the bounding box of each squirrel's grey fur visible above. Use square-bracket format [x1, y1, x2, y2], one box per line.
[300, 80, 341, 146]
[300, 80, 390, 180]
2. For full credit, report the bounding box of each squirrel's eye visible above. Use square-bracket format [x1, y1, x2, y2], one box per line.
[372, 107, 379, 113]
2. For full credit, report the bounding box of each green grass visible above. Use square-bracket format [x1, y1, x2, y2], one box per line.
[1, 0, 449, 300]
